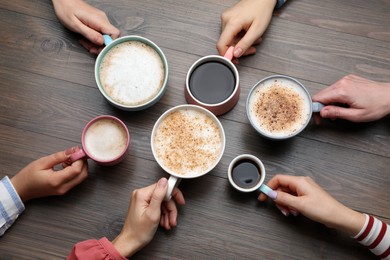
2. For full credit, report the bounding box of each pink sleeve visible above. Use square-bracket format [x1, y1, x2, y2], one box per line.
[67, 237, 127, 260]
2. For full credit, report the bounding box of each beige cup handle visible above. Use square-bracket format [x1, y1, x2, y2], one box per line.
[164, 176, 182, 201]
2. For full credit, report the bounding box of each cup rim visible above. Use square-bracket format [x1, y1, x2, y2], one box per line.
[95, 35, 169, 111]
[227, 154, 266, 192]
[81, 115, 130, 164]
[246, 74, 313, 140]
[151, 104, 226, 179]
[185, 55, 240, 108]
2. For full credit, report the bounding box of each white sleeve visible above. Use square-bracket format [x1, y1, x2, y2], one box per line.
[0, 176, 25, 236]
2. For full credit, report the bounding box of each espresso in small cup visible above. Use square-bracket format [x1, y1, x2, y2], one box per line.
[228, 154, 276, 199]
[247, 75, 324, 140]
[69, 115, 130, 166]
[151, 105, 225, 200]
[185, 47, 240, 116]
[96, 35, 168, 111]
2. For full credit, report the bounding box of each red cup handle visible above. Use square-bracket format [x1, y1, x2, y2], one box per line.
[224, 46, 235, 61]
[68, 149, 87, 163]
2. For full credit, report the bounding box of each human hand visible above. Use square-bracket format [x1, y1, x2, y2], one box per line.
[112, 178, 185, 258]
[217, 0, 277, 63]
[10, 147, 88, 203]
[258, 174, 365, 237]
[312, 75, 390, 123]
[52, 0, 121, 54]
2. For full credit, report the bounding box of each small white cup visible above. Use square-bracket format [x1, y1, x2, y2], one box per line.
[228, 154, 277, 199]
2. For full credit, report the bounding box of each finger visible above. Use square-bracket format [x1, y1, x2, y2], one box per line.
[38, 148, 77, 169]
[53, 159, 86, 185]
[149, 178, 168, 212]
[71, 18, 105, 46]
[171, 187, 185, 205]
[266, 174, 300, 193]
[79, 38, 99, 53]
[273, 190, 301, 210]
[320, 106, 363, 122]
[242, 46, 257, 56]
[234, 22, 263, 58]
[57, 160, 89, 193]
[217, 23, 243, 56]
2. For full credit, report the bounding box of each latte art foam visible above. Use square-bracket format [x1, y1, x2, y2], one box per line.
[99, 41, 165, 106]
[84, 119, 128, 161]
[153, 109, 223, 176]
[248, 78, 310, 138]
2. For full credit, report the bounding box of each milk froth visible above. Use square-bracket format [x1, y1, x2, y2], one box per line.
[84, 118, 128, 161]
[99, 41, 165, 106]
[248, 77, 311, 138]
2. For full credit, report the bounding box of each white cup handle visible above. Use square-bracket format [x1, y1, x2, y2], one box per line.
[164, 176, 182, 201]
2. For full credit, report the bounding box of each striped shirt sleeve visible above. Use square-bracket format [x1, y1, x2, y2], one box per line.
[275, 0, 288, 9]
[354, 214, 390, 259]
[0, 176, 25, 236]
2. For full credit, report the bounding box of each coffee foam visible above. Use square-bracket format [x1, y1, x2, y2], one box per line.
[248, 78, 311, 138]
[153, 109, 223, 176]
[99, 41, 165, 106]
[84, 118, 128, 161]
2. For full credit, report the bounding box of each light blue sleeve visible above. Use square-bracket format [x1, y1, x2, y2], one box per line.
[0, 176, 25, 236]
[275, 0, 288, 8]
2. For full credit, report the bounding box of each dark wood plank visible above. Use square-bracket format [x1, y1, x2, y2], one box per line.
[0, 0, 389, 259]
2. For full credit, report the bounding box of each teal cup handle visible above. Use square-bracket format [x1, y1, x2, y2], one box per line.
[103, 34, 113, 46]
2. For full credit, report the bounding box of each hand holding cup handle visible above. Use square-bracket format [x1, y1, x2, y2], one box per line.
[165, 177, 182, 201]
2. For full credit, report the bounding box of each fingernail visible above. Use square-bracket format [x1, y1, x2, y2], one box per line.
[234, 47, 243, 58]
[290, 209, 298, 216]
[270, 191, 278, 201]
[276, 205, 289, 217]
[158, 178, 168, 187]
[65, 147, 76, 156]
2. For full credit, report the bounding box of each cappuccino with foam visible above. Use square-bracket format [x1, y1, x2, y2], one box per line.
[99, 40, 165, 106]
[247, 76, 311, 139]
[152, 107, 224, 176]
[84, 118, 128, 162]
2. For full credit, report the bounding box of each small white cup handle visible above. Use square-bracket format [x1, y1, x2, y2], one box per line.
[164, 176, 182, 201]
[312, 102, 325, 113]
[259, 184, 277, 200]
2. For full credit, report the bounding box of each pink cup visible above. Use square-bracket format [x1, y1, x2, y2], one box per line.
[69, 115, 130, 166]
[185, 46, 240, 116]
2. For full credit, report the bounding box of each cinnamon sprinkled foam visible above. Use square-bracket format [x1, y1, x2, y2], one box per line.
[153, 108, 223, 175]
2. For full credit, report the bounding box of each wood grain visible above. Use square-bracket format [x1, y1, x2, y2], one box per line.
[0, 0, 389, 259]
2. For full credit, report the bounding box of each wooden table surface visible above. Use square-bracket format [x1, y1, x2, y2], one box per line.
[0, 0, 389, 259]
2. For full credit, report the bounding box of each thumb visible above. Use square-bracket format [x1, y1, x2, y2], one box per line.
[149, 178, 168, 212]
[321, 106, 361, 122]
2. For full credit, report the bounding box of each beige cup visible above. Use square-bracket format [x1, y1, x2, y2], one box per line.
[151, 104, 226, 200]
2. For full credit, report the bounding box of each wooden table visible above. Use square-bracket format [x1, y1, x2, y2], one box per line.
[0, 0, 389, 259]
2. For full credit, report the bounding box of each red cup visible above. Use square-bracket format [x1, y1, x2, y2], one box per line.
[185, 46, 240, 116]
[69, 115, 130, 166]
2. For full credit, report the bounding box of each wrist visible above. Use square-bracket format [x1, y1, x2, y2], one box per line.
[112, 233, 143, 258]
[326, 204, 366, 237]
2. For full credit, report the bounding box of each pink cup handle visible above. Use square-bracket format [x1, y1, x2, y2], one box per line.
[68, 149, 87, 163]
[224, 46, 235, 61]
